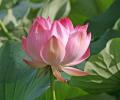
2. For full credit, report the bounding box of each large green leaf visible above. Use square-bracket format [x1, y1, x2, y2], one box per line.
[68, 93, 116, 100]
[0, 41, 50, 100]
[90, 29, 120, 54]
[69, 0, 114, 24]
[89, 0, 120, 54]
[36, 82, 88, 100]
[70, 38, 120, 94]
[89, 0, 120, 39]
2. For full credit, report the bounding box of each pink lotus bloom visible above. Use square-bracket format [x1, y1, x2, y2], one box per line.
[22, 17, 91, 82]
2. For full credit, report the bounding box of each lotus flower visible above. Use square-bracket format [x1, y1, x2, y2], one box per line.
[22, 17, 91, 82]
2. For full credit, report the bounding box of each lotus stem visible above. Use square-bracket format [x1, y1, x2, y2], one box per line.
[50, 67, 56, 100]
[0, 20, 20, 41]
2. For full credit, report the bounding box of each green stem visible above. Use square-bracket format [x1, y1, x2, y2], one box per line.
[0, 20, 20, 41]
[50, 67, 56, 100]
[0, 20, 12, 39]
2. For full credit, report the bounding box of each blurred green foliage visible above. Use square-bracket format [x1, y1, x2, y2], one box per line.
[0, 0, 120, 100]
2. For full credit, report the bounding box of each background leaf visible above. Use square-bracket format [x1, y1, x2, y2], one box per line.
[36, 81, 88, 100]
[0, 41, 50, 100]
[70, 38, 120, 94]
[39, 0, 70, 20]
[89, 0, 120, 39]
[68, 93, 116, 100]
[69, 0, 114, 24]
[90, 29, 120, 54]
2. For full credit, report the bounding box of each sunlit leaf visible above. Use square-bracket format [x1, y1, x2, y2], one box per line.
[70, 38, 120, 94]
